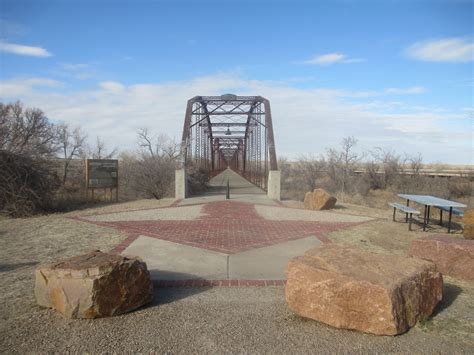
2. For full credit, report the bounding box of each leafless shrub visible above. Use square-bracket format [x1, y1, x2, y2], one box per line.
[279, 136, 471, 207]
[364, 147, 401, 190]
[448, 176, 473, 199]
[119, 130, 180, 200]
[0, 101, 64, 216]
[0, 151, 60, 217]
[294, 155, 327, 191]
[134, 154, 177, 199]
[186, 162, 209, 195]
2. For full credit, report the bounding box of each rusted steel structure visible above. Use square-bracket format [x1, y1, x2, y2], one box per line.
[180, 94, 278, 190]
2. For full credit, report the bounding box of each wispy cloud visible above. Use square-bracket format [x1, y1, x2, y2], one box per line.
[0, 77, 62, 96]
[301, 53, 365, 65]
[0, 74, 469, 163]
[0, 19, 25, 37]
[0, 41, 52, 57]
[385, 86, 426, 94]
[405, 37, 473, 63]
[56, 63, 96, 80]
[99, 81, 125, 92]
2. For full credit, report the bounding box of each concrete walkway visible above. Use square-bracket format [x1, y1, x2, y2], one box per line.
[124, 234, 322, 281]
[179, 168, 276, 206]
[78, 170, 373, 282]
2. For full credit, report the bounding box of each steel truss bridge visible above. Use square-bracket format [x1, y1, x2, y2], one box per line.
[180, 94, 278, 190]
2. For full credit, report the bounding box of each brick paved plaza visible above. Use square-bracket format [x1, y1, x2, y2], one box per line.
[76, 170, 373, 283]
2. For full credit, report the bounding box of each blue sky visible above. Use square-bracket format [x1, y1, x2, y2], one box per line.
[0, 0, 473, 163]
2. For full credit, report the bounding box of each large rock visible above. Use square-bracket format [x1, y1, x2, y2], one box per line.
[464, 225, 474, 240]
[409, 236, 474, 281]
[464, 209, 474, 225]
[463, 209, 474, 240]
[303, 188, 337, 210]
[285, 244, 443, 335]
[303, 192, 313, 209]
[35, 250, 153, 318]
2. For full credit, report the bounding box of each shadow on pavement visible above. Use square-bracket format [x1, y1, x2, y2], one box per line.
[200, 185, 226, 196]
[149, 270, 211, 306]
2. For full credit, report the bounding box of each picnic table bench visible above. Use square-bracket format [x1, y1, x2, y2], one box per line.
[388, 202, 420, 231]
[397, 194, 467, 232]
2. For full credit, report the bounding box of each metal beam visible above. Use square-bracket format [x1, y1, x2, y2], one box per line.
[194, 111, 265, 116]
[180, 94, 277, 191]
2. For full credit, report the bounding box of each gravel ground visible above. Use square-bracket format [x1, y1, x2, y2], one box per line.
[255, 204, 373, 223]
[67, 198, 175, 217]
[1, 199, 473, 353]
[0, 286, 473, 354]
[83, 204, 204, 222]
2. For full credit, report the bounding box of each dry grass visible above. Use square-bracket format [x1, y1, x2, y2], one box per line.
[0, 198, 473, 352]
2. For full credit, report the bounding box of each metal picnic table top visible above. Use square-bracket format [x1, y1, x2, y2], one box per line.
[397, 194, 467, 232]
[398, 194, 467, 208]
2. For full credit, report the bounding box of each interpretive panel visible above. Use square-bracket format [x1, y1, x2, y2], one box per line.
[86, 159, 118, 188]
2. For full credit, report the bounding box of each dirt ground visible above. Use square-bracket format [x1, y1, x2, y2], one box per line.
[0, 199, 473, 353]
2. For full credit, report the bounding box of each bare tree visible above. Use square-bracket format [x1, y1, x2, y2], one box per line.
[294, 155, 327, 191]
[0, 101, 61, 216]
[57, 124, 87, 184]
[326, 136, 361, 200]
[137, 128, 180, 160]
[89, 136, 118, 159]
[0, 101, 58, 157]
[404, 153, 423, 176]
[367, 147, 401, 189]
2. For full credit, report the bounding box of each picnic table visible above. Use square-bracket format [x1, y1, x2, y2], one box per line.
[398, 194, 467, 232]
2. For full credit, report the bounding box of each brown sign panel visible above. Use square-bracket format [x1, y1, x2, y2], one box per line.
[86, 159, 118, 188]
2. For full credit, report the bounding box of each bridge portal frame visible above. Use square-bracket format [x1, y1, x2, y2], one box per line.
[178, 94, 279, 196]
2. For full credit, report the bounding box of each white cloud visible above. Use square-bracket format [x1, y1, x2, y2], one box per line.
[55, 63, 98, 80]
[0, 74, 470, 163]
[385, 86, 426, 94]
[0, 77, 61, 96]
[60, 63, 90, 70]
[302, 53, 365, 65]
[406, 37, 473, 62]
[99, 81, 125, 92]
[0, 41, 52, 57]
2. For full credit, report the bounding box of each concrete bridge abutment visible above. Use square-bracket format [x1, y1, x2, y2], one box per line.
[175, 168, 187, 200]
[267, 170, 281, 201]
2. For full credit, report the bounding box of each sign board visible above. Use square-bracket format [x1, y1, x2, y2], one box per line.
[86, 159, 118, 188]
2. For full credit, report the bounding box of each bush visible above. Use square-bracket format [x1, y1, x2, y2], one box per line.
[187, 164, 209, 195]
[0, 151, 61, 217]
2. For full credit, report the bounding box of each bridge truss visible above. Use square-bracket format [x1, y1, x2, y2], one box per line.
[180, 94, 278, 190]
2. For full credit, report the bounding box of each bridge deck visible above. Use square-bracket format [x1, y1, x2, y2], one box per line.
[180, 168, 272, 206]
[208, 168, 265, 195]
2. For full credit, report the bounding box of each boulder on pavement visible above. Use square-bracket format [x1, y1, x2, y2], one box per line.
[409, 236, 474, 280]
[303, 188, 337, 210]
[35, 250, 153, 318]
[463, 209, 474, 240]
[285, 244, 443, 335]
